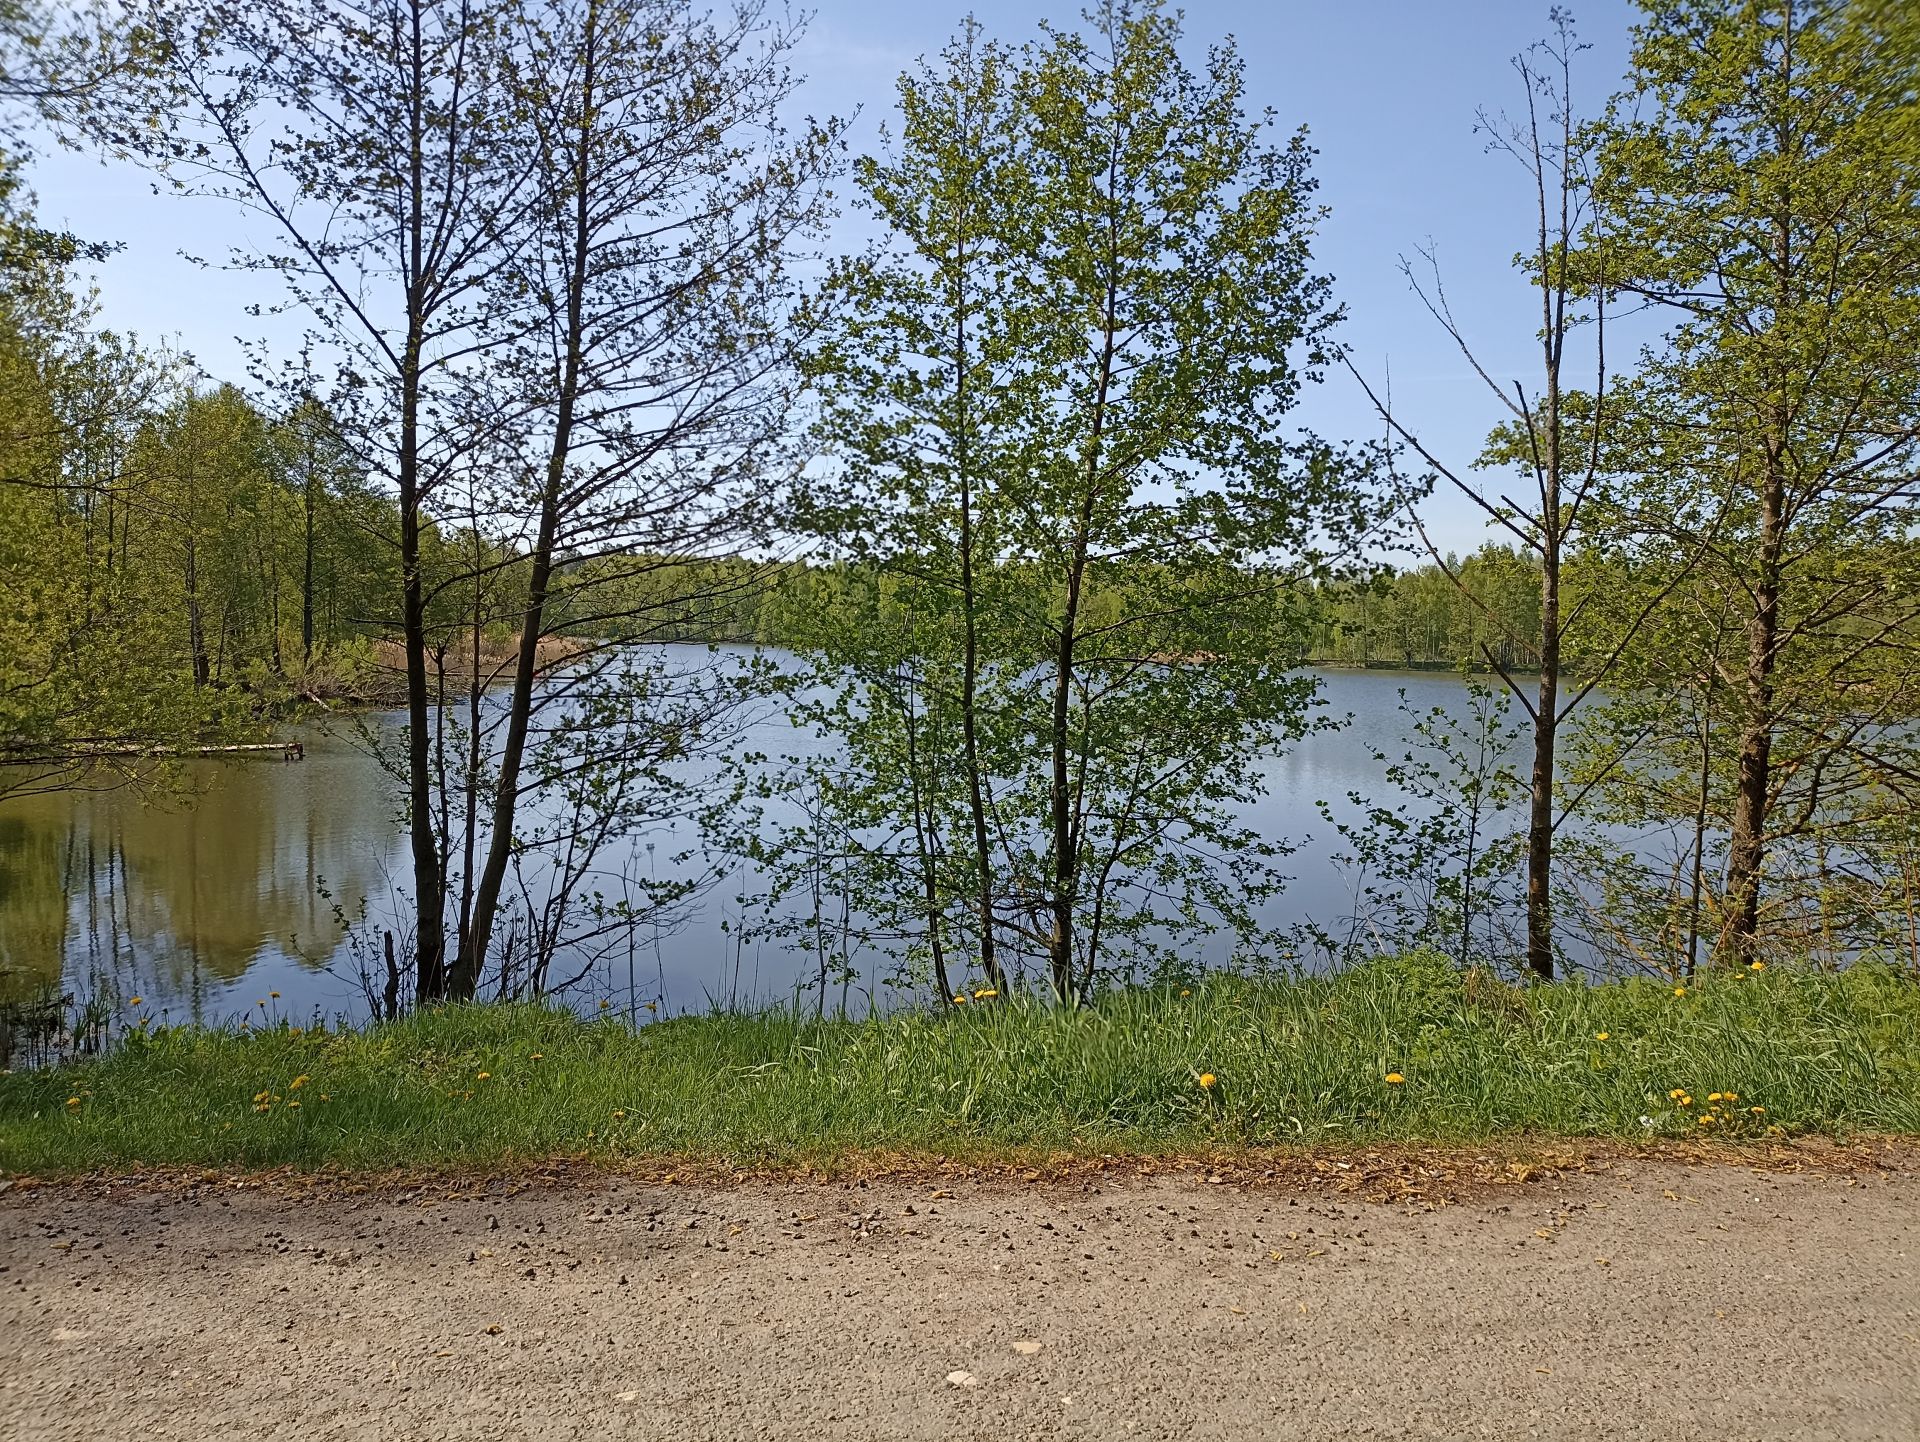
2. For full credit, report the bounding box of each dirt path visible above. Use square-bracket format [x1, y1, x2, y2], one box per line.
[3, 1155, 1917, 1441]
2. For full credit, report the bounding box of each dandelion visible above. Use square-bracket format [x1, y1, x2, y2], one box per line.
[598, 999, 609, 1010]
[318, 1094, 331, 1102]
[530, 1053, 544, 1061]
[952, 994, 968, 1006]
[1595, 1032, 1609, 1041]
[1750, 1105, 1765, 1115]
[972, 988, 998, 1000]
[1385, 1072, 1405, 1085]
[1668, 1088, 1685, 1100]
[286, 1101, 301, 1110]
[253, 1090, 271, 1104]
[1707, 1092, 1723, 1103]
[1749, 960, 1765, 971]
[1678, 1095, 1692, 1107]
[1673, 986, 1687, 997]
[1179, 988, 1192, 998]
[475, 1071, 491, 1081]
[1198, 1073, 1217, 1090]
[644, 1001, 657, 1013]
[612, 1109, 627, 1120]
[290, 1075, 310, 1090]
[1697, 1115, 1714, 1126]
[1725, 1092, 1738, 1101]
[270, 991, 280, 1000]
[128, 996, 143, 1007]
[65, 1096, 80, 1107]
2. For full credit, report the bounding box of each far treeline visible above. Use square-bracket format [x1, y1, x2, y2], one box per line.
[580, 545, 1601, 673]
[0, 0, 1916, 1009]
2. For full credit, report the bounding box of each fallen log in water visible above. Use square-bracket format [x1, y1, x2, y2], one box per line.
[0, 739, 305, 765]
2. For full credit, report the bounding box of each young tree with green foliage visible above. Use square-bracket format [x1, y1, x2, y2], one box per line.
[789, 0, 1383, 1003]
[443, 0, 839, 1001]
[114, 0, 541, 1000]
[1590, 0, 1920, 964]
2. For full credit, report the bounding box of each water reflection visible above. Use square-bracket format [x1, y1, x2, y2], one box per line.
[0, 735, 397, 1021]
[0, 653, 1495, 1020]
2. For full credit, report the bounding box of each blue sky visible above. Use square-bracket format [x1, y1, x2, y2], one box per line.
[25, 0, 1641, 555]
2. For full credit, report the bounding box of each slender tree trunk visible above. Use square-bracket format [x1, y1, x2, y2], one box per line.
[184, 534, 210, 688]
[1525, 572, 1559, 980]
[401, 2, 446, 1004]
[1721, 454, 1783, 963]
[301, 443, 317, 664]
[951, 241, 1003, 996]
[451, 15, 595, 997]
[1720, 114, 1796, 966]
[1047, 177, 1121, 1003]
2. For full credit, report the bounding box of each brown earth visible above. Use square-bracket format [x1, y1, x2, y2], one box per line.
[2, 1151, 1917, 1442]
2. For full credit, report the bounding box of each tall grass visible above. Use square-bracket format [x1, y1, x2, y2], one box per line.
[4, 953, 1917, 1175]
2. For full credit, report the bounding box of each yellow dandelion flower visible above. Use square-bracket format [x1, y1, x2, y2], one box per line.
[1750, 1105, 1765, 1115]
[269, 991, 280, 999]
[1198, 1073, 1218, 1090]
[530, 1053, 544, 1061]
[253, 1090, 271, 1103]
[65, 1096, 80, 1107]
[952, 994, 967, 1005]
[475, 1071, 490, 1081]
[1596, 1031, 1609, 1041]
[286, 1100, 301, 1110]
[1669, 1088, 1685, 1100]
[1697, 1115, 1714, 1126]
[1748, 960, 1765, 971]
[1707, 1092, 1722, 1103]
[1678, 1095, 1692, 1107]
[973, 988, 998, 999]
[1179, 988, 1192, 997]
[127, 996, 143, 1007]
[1725, 1092, 1738, 1101]
[1673, 986, 1687, 997]
[612, 1109, 627, 1120]
[1385, 1072, 1405, 1085]
[644, 1001, 657, 1012]
[290, 1075, 310, 1090]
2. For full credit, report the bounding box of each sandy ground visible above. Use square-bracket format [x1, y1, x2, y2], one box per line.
[2, 1153, 1918, 1442]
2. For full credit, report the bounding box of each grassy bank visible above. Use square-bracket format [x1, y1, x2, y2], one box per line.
[3, 955, 1918, 1176]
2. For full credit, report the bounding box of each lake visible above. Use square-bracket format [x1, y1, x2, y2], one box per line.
[0, 649, 1519, 1024]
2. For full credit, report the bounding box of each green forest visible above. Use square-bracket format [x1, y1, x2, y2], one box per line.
[0, 0, 1916, 1028]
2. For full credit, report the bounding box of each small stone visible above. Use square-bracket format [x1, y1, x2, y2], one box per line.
[1011, 1340, 1043, 1356]
[614, 1390, 641, 1403]
[945, 1370, 979, 1388]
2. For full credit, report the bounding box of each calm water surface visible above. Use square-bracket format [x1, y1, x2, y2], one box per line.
[0, 651, 1500, 1022]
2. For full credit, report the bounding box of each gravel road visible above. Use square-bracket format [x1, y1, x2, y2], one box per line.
[3, 1152, 1916, 1441]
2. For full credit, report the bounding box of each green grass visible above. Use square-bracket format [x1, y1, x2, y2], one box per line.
[4, 953, 1918, 1176]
